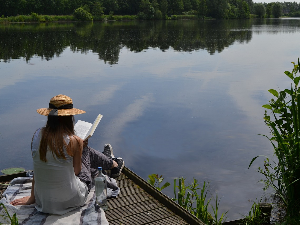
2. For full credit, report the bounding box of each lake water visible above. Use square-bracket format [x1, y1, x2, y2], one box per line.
[1, 18, 300, 221]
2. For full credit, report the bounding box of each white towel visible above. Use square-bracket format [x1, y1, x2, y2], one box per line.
[0, 176, 119, 225]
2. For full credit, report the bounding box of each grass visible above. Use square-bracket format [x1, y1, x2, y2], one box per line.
[147, 174, 227, 224]
[0, 14, 75, 23]
[0, 203, 18, 225]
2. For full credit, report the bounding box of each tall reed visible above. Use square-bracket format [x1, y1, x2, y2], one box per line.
[172, 178, 226, 225]
[147, 174, 227, 224]
[249, 59, 300, 223]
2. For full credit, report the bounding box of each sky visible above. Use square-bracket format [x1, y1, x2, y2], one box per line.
[254, 0, 300, 3]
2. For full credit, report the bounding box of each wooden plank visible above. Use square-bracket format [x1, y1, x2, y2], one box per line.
[146, 215, 189, 225]
[121, 167, 205, 225]
[108, 207, 181, 225]
[106, 199, 163, 222]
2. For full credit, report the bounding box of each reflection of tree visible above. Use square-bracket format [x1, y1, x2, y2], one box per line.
[0, 20, 255, 64]
[0, 23, 75, 62]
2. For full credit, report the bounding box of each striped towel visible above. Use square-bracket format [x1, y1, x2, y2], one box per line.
[0, 177, 119, 225]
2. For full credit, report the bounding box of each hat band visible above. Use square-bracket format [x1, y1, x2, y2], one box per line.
[49, 103, 73, 109]
[48, 103, 73, 116]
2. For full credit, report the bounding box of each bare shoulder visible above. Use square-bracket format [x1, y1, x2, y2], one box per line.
[71, 135, 83, 149]
[73, 135, 83, 145]
[67, 135, 83, 156]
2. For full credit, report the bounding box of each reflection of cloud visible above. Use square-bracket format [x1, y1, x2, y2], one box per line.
[103, 94, 154, 146]
[120, 47, 223, 89]
[0, 48, 109, 90]
[83, 84, 123, 107]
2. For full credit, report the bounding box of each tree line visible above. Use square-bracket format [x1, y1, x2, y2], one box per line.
[254, 2, 300, 18]
[1, 0, 300, 19]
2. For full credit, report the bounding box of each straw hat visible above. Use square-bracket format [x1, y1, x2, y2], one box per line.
[37, 94, 86, 116]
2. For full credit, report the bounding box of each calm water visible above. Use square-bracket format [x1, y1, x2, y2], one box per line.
[1, 19, 300, 220]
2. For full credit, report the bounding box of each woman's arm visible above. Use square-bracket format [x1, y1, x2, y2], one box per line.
[10, 176, 35, 206]
[68, 135, 83, 176]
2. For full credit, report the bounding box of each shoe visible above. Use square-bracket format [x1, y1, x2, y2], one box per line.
[103, 144, 115, 159]
[110, 157, 124, 178]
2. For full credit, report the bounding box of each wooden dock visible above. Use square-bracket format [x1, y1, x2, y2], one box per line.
[0, 168, 204, 225]
[106, 166, 204, 225]
[1, 168, 269, 225]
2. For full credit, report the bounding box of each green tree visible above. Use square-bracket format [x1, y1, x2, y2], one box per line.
[198, 0, 207, 19]
[237, 0, 250, 19]
[138, 0, 155, 19]
[127, 0, 141, 14]
[190, 0, 199, 10]
[100, 0, 119, 14]
[266, 3, 273, 18]
[254, 3, 265, 18]
[160, 0, 168, 17]
[272, 2, 282, 18]
[227, 3, 238, 19]
[91, 1, 104, 20]
[168, 0, 184, 15]
[183, 0, 193, 12]
[74, 7, 93, 21]
[207, 0, 228, 19]
[152, 0, 159, 10]
[244, 0, 254, 14]
[117, 0, 129, 14]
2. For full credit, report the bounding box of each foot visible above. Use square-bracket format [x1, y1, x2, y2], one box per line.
[102, 144, 115, 159]
[110, 158, 124, 178]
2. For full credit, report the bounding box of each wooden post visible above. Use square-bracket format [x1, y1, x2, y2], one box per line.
[258, 203, 272, 225]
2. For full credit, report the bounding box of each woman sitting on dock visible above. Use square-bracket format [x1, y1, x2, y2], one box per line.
[10, 94, 124, 215]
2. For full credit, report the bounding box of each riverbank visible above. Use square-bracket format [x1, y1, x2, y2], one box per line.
[0, 13, 206, 23]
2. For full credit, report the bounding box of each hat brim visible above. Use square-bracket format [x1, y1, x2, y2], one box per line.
[37, 108, 86, 116]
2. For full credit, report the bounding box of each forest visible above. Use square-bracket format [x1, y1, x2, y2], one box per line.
[1, 0, 300, 19]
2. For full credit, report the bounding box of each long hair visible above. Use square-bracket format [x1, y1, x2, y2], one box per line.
[39, 115, 75, 162]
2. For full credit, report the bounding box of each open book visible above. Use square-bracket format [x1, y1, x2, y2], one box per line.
[74, 114, 103, 140]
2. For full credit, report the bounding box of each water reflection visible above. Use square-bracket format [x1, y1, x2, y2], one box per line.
[0, 20, 254, 64]
[1, 19, 299, 64]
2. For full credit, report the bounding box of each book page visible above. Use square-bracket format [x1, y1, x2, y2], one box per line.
[84, 114, 103, 140]
[74, 120, 92, 140]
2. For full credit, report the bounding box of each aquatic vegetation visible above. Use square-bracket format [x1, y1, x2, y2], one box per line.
[147, 174, 170, 191]
[147, 174, 226, 224]
[172, 178, 226, 225]
[249, 59, 300, 223]
[1, 168, 25, 175]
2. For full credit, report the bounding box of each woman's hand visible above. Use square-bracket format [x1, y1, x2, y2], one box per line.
[10, 195, 35, 206]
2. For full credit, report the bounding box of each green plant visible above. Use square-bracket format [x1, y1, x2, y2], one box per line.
[211, 195, 226, 225]
[249, 59, 300, 222]
[31, 12, 40, 21]
[91, 2, 104, 20]
[172, 178, 226, 225]
[147, 174, 170, 191]
[0, 203, 18, 225]
[108, 11, 115, 20]
[242, 202, 263, 225]
[74, 7, 93, 21]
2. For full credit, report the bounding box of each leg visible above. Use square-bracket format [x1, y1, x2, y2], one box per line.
[88, 146, 114, 171]
[77, 146, 93, 191]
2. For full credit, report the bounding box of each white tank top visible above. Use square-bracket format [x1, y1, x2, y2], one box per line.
[31, 128, 88, 215]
